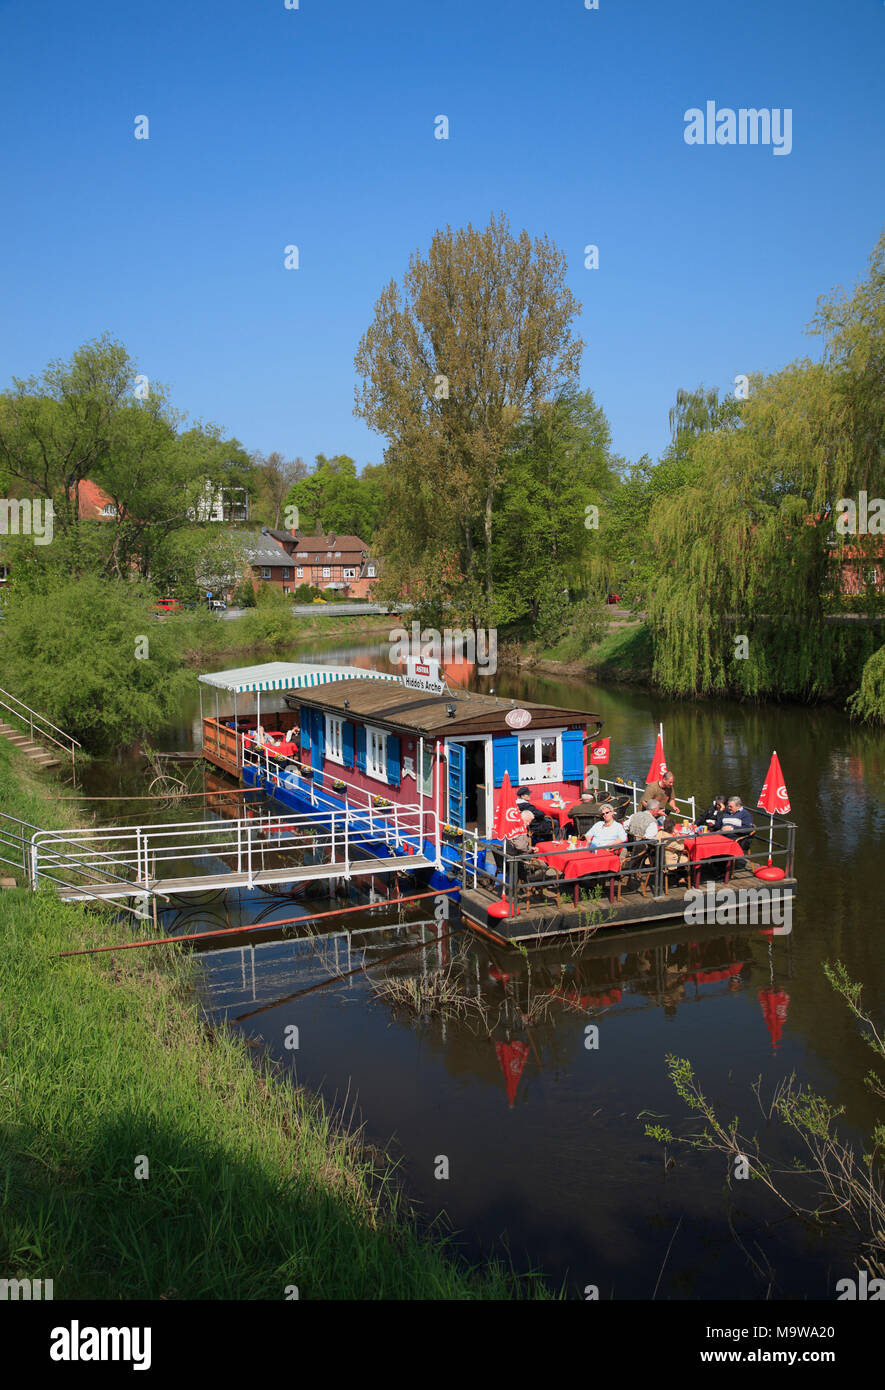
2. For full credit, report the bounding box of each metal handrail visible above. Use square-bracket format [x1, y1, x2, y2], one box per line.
[0, 686, 81, 784]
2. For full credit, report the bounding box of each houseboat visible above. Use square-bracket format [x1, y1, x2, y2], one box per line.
[198, 661, 797, 944]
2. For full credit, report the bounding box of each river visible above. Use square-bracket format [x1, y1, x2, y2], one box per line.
[79, 636, 885, 1299]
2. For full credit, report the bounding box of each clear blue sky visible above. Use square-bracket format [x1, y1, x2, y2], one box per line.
[1, 0, 883, 471]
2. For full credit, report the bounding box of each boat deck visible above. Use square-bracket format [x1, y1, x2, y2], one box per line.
[461, 863, 796, 944]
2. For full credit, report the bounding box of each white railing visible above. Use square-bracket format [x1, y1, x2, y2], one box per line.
[240, 741, 444, 868]
[594, 774, 696, 824]
[0, 685, 82, 783]
[31, 801, 438, 895]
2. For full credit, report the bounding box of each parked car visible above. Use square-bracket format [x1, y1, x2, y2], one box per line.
[208, 599, 227, 611]
[153, 598, 182, 614]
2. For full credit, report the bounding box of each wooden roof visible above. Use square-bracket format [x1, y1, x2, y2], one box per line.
[290, 677, 601, 738]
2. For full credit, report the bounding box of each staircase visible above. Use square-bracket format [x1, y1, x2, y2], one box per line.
[0, 687, 81, 782]
[0, 721, 62, 770]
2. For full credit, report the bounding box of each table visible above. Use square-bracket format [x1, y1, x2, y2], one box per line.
[683, 833, 742, 887]
[535, 842, 622, 905]
[529, 798, 573, 831]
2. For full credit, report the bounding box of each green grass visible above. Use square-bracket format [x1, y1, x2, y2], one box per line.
[528, 621, 654, 683]
[0, 741, 551, 1299]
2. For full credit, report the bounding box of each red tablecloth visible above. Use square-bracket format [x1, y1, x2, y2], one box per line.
[527, 798, 573, 829]
[535, 843, 621, 879]
[683, 834, 741, 862]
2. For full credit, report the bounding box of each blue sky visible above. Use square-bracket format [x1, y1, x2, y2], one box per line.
[1, 0, 883, 471]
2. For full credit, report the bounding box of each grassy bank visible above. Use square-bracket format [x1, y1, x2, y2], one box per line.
[504, 621, 654, 686]
[0, 742, 548, 1299]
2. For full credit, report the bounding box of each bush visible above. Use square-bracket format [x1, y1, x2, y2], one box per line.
[232, 580, 257, 608]
[0, 575, 189, 753]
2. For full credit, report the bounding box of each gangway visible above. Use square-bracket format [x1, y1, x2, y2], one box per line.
[31, 803, 439, 902]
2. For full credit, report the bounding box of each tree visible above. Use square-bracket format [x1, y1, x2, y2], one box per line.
[354, 213, 583, 615]
[0, 575, 189, 753]
[251, 451, 307, 529]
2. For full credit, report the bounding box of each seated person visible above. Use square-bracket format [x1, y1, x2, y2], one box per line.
[623, 800, 661, 885]
[565, 792, 610, 838]
[715, 797, 755, 858]
[516, 786, 554, 845]
[658, 815, 688, 882]
[703, 795, 727, 830]
[587, 804, 628, 851]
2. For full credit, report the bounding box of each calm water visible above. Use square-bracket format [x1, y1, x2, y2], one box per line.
[81, 638, 885, 1299]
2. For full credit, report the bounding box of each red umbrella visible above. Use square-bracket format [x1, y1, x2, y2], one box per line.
[757, 750, 791, 868]
[758, 986, 791, 1051]
[646, 724, 667, 785]
[492, 771, 525, 841]
[495, 1039, 530, 1107]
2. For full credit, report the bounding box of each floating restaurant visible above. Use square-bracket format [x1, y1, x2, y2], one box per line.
[198, 661, 797, 944]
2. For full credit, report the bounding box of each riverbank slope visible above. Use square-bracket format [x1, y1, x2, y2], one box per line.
[0, 742, 547, 1299]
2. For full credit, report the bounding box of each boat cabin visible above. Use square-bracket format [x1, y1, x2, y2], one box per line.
[284, 678, 602, 840]
[198, 661, 398, 776]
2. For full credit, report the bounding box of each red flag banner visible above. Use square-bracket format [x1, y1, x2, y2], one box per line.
[757, 751, 791, 815]
[589, 738, 610, 765]
[492, 771, 525, 841]
[646, 733, 667, 785]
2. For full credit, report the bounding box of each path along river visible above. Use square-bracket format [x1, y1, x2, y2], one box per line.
[78, 637, 885, 1299]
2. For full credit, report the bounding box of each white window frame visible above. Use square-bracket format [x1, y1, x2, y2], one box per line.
[282, 567, 291, 579]
[366, 724, 388, 783]
[515, 729, 563, 783]
[282, 586, 291, 595]
[367, 565, 376, 577]
[325, 713, 345, 766]
[322, 566, 331, 578]
[343, 567, 357, 579]
[261, 567, 272, 580]
[296, 566, 303, 577]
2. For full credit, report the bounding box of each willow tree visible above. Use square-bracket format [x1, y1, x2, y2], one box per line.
[647, 231, 885, 705]
[353, 213, 583, 619]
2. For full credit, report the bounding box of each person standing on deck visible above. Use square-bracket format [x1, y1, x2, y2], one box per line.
[644, 770, 678, 814]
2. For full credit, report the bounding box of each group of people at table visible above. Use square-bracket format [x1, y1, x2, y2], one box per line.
[510, 773, 755, 896]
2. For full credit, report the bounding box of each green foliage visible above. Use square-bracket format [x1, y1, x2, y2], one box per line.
[232, 579, 257, 608]
[848, 644, 885, 724]
[0, 575, 189, 753]
[285, 455, 386, 541]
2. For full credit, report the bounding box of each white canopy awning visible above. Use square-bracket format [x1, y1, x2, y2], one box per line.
[198, 661, 397, 695]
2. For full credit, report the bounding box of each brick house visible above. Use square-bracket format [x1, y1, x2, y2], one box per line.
[236, 531, 299, 597]
[263, 528, 381, 598]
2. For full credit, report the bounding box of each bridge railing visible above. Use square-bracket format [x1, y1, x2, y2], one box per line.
[31, 802, 439, 893]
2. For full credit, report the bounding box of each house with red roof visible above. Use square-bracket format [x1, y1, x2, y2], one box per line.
[263, 527, 381, 598]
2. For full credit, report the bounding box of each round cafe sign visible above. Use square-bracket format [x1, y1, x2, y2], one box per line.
[505, 708, 532, 729]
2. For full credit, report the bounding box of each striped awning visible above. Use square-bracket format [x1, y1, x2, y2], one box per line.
[198, 662, 398, 695]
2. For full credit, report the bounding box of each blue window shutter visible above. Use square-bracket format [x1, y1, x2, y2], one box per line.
[299, 707, 311, 755]
[492, 735, 519, 788]
[386, 734, 401, 787]
[312, 710, 325, 785]
[341, 720, 355, 770]
[355, 723, 366, 774]
[561, 729, 584, 782]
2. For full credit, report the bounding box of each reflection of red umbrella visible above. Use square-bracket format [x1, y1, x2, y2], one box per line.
[758, 986, 791, 1051]
[495, 1040, 530, 1107]
[646, 724, 667, 784]
[492, 771, 524, 841]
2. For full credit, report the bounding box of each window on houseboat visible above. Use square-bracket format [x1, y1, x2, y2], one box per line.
[367, 725, 387, 780]
[517, 733, 562, 781]
[325, 714, 344, 764]
[421, 747, 434, 797]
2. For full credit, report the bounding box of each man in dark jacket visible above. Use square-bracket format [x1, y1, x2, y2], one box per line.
[716, 797, 755, 862]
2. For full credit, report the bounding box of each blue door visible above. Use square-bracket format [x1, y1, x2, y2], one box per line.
[447, 742, 466, 829]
